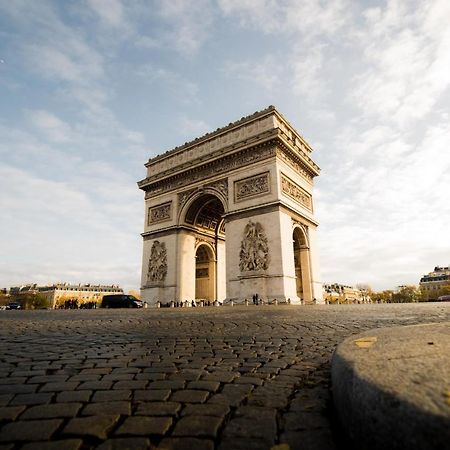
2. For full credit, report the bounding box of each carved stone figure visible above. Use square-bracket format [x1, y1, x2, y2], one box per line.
[239, 221, 269, 271]
[147, 241, 167, 283]
[235, 172, 269, 201]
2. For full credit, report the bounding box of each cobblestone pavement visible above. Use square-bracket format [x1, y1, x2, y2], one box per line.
[0, 303, 449, 450]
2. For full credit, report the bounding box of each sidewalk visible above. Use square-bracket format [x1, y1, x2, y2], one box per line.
[332, 321, 450, 450]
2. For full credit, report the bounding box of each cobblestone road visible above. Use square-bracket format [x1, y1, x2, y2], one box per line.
[0, 303, 449, 450]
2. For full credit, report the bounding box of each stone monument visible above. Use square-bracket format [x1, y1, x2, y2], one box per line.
[138, 106, 322, 305]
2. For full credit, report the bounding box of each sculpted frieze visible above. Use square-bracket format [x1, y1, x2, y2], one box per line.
[235, 172, 270, 202]
[148, 202, 172, 224]
[145, 144, 275, 198]
[281, 174, 312, 210]
[239, 221, 270, 272]
[276, 148, 313, 182]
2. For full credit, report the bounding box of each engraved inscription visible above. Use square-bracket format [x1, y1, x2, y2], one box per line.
[147, 241, 167, 283]
[239, 221, 269, 272]
[281, 174, 312, 210]
[148, 202, 172, 224]
[235, 172, 270, 202]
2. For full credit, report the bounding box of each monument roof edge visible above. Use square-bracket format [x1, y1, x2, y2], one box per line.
[145, 105, 278, 166]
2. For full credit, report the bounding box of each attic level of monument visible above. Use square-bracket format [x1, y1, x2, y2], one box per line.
[137, 106, 320, 195]
[138, 106, 323, 305]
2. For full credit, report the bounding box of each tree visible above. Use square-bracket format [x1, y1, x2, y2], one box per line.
[392, 285, 422, 303]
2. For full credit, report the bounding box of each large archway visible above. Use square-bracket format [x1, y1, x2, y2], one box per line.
[185, 193, 226, 302]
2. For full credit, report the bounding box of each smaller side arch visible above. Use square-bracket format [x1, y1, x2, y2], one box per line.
[292, 224, 313, 303]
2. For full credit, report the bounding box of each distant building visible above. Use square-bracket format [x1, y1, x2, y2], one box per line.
[323, 283, 370, 304]
[9, 283, 123, 308]
[419, 266, 450, 301]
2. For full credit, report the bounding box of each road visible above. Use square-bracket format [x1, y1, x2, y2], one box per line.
[0, 303, 449, 450]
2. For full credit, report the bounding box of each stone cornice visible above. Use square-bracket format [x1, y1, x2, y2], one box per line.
[138, 136, 319, 199]
[139, 106, 319, 187]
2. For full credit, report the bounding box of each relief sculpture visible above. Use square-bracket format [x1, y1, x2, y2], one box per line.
[239, 221, 269, 271]
[235, 172, 269, 201]
[147, 241, 167, 283]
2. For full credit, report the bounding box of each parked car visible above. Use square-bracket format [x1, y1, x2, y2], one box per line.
[437, 295, 450, 302]
[101, 295, 143, 309]
[6, 302, 22, 310]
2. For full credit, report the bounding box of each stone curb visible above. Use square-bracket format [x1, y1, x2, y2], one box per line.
[331, 321, 450, 450]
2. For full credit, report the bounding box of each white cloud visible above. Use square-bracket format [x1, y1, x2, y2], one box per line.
[218, 0, 350, 38]
[26, 110, 73, 143]
[222, 56, 281, 90]
[86, 0, 126, 28]
[179, 116, 211, 138]
[352, 0, 450, 126]
[156, 0, 214, 55]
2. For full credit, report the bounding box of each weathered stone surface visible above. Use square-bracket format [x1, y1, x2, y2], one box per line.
[21, 403, 82, 419]
[0, 304, 448, 449]
[158, 437, 214, 450]
[0, 406, 25, 420]
[95, 438, 151, 450]
[135, 401, 181, 416]
[170, 390, 209, 404]
[332, 321, 450, 450]
[0, 419, 63, 441]
[82, 401, 131, 416]
[171, 415, 223, 438]
[62, 415, 119, 439]
[21, 440, 83, 450]
[115, 416, 172, 436]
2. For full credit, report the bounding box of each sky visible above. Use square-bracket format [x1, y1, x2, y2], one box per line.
[0, 0, 449, 293]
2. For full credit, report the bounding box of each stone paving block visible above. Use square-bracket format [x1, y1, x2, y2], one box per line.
[280, 429, 336, 450]
[222, 415, 276, 443]
[201, 372, 237, 383]
[170, 390, 209, 404]
[218, 437, 272, 450]
[149, 381, 185, 390]
[56, 390, 92, 403]
[134, 390, 171, 402]
[158, 437, 214, 450]
[28, 375, 69, 384]
[135, 372, 165, 381]
[40, 382, 79, 392]
[9, 393, 53, 406]
[63, 415, 119, 439]
[0, 377, 27, 385]
[102, 373, 135, 382]
[115, 416, 172, 436]
[95, 438, 151, 449]
[82, 401, 131, 416]
[93, 390, 131, 402]
[0, 395, 13, 407]
[68, 374, 101, 382]
[21, 402, 82, 419]
[181, 403, 230, 417]
[233, 376, 264, 386]
[21, 439, 83, 450]
[135, 401, 181, 416]
[186, 381, 220, 392]
[0, 405, 25, 420]
[113, 380, 148, 390]
[172, 415, 223, 438]
[0, 385, 37, 395]
[77, 380, 113, 390]
[0, 419, 63, 442]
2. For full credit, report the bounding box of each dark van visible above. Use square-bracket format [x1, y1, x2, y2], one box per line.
[101, 295, 143, 309]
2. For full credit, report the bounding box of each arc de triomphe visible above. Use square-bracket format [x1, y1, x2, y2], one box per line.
[138, 106, 323, 305]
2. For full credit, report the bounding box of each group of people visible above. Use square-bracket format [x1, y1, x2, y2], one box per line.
[57, 299, 98, 309]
